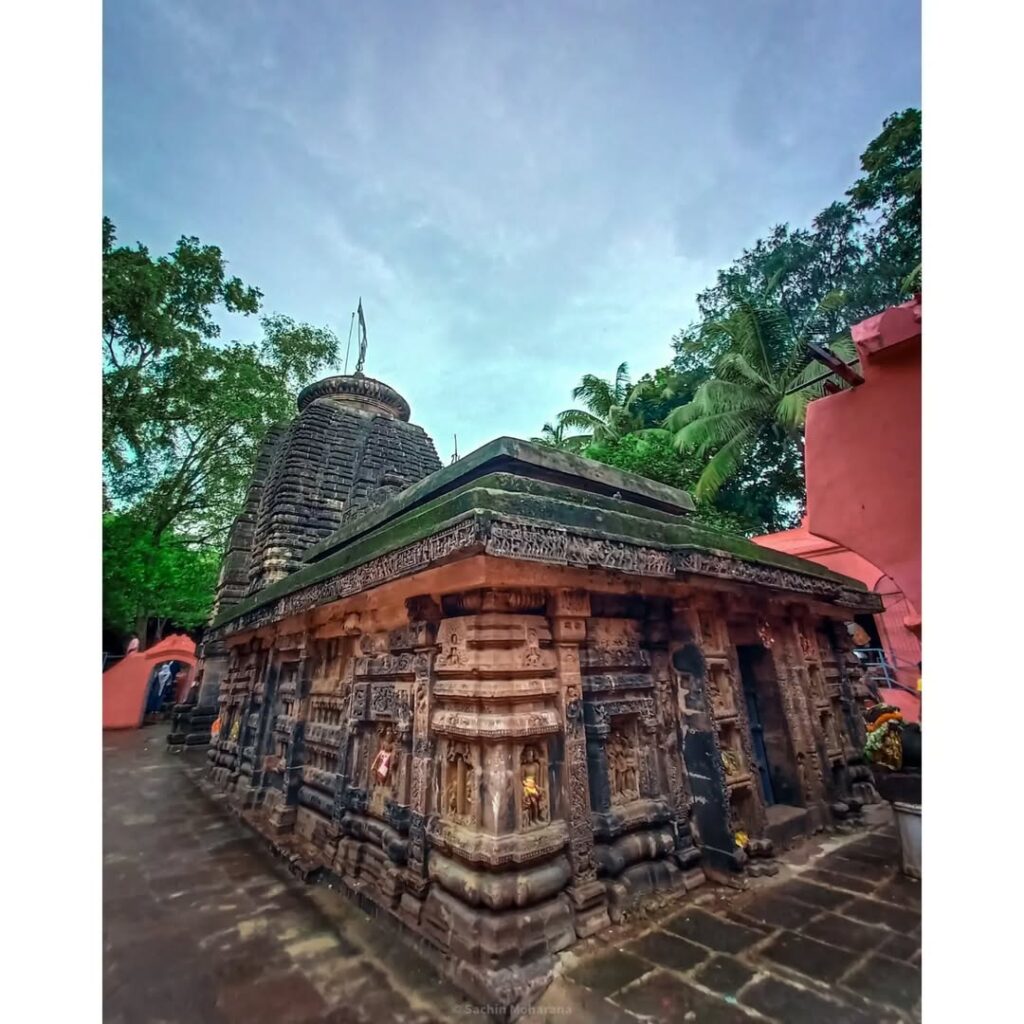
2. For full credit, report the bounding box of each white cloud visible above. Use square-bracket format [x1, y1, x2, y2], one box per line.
[106, 0, 920, 453]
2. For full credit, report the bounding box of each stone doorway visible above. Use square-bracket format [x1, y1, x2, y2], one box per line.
[736, 644, 800, 810]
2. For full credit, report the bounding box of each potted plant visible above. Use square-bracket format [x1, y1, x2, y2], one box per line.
[864, 704, 921, 879]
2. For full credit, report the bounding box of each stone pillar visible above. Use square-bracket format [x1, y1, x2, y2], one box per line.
[240, 646, 279, 810]
[766, 615, 829, 828]
[400, 597, 440, 919]
[669, 600, 743, 877]
[645, 600, 703, 884]
[547, 588, 609, 938]
[269, 641, 312, 834]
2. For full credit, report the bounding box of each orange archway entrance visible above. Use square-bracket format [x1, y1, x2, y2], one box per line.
[102, 634, 197, 730]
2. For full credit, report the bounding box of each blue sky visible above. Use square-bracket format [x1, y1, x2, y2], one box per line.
[104, 0, 920, 458]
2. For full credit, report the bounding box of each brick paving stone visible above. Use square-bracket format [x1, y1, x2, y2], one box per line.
[613, 970, 753, 1024]
[875, 876, 922, 909]
[821, 853, 890, 881]
[625, 929, 710, 972]
[846, 834, 899, 855]
[662, 907, 764, 953]
[774, 878, 852, 910]
[532, 977, 640, 1024]
[834, 844, 897, 867]
[802, 867, 878, 895]
[757, 930, 854, 984]
[841, 897, 919, 933]
[568, 951, 651, 996]
[878, 931, 920, 961]
[217, 970, 328, 1024]
[207, 935, 286, 985]
[801, 911, 890, 953]
[842, 954, 921, 1011]
[693, 955, 758, 996]
[732, 894, 812, 930]
[741, 976, 877, 1024]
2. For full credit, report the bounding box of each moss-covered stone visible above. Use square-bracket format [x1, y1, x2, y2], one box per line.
[301, 436, 696, 564]
[212, 458, 875, 632]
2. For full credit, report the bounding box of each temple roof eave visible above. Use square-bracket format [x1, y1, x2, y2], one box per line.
[210, 466, 880, 640]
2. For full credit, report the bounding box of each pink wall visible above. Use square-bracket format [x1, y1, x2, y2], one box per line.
[102, 634, 197, 730]
[804, 297, 922, 629]
[754, 521, 920, 723]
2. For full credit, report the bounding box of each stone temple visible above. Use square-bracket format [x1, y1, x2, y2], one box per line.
[182, 366, 882, 1009]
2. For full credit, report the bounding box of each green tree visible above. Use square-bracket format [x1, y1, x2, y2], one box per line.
[673, 108, 921, 374]
[847, 107, 922, 287]
[103, 219, 340, 645]
[530, 421, 588, 452]
[555, 363, 653, 446]
[583, 432, 756, 535]
[103, 216, 263, 469]
[103, 514, 220, 640]
[664, 292, 856, 505]
[538, 110, 921, 533]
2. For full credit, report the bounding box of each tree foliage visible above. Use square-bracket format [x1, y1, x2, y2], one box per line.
[103, 514, 220, 637]
[583, 432, 754, 535]
[665, 292, 857, 503]
[554, 362, 652, 447]
[102, 219, 339, 644]
[847, 107, 921, 279]
[541, 109, 922, 536]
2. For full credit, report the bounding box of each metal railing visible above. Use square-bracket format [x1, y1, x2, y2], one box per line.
[853, 647, 920, 699]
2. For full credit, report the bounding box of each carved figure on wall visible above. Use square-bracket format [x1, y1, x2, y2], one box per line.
[520, 745, 547, 827]
[699, 614, 716, 649]
[445, 743, 474, 822]
[707, 666, 735, 717]
[371, 724, 397, 786]
[808, 664, 825, 700]
[720, 748, 743, 778]
[758, 620, 776, 649]
[607, 729, 640, 803]
[799, 631, 814, 660]
[438, 630, 465, 668]
[524, 628, 541, 667]
[229, 718, 241, 743]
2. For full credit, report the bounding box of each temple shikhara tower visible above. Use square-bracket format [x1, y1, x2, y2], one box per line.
[180, 357, 881, 1009]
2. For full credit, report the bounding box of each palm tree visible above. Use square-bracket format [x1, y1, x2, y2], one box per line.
[555, 362, 651, 448]
[664, 292, 857, 502]
[530, 421, 589, 453]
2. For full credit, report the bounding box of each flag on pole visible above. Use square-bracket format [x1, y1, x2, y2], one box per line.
[355, 297, 368, 373]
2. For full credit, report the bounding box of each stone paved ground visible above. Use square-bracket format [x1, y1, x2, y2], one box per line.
[105, 728, 920, 1023]
[104, 729, 464, 1024]
[547, 816, 921, 1023]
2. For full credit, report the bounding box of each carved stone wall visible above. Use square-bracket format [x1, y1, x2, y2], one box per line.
[202, 577, 876, 1008]
[212, 426, 288, 616]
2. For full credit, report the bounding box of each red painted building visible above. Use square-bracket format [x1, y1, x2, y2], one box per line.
[756, 296, 921, 720]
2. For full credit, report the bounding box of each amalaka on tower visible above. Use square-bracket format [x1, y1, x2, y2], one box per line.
[182, 336, 882, 1012]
